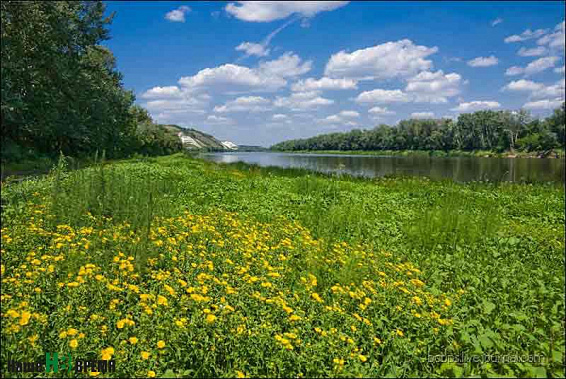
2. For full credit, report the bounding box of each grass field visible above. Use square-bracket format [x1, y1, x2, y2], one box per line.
[1, 153, 564, 378]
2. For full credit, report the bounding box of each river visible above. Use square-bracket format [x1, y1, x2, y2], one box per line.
[198, 152, 565, 183]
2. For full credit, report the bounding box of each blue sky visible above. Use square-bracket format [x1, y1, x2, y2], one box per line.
[103, 1, 565, 146]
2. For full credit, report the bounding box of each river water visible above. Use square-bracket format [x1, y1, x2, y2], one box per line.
[198, 152, 565, 183]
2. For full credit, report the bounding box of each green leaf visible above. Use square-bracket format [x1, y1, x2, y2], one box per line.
[483, 300, 496, 314]
[478, 334, 493, 349]
[161, 369, 177, 378]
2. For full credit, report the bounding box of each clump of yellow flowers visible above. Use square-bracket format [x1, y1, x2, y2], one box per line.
[1, 200, 457, 377]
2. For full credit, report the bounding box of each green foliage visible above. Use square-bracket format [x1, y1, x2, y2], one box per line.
[1, 1, 182, 163]
[2, 154, 564, 377]
[271, 106, 566, 154]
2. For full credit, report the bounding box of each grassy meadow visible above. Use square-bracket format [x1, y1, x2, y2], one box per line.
[1, 153, 564, 378]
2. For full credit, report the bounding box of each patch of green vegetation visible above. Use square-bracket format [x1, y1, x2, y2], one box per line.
[282, 149, 565, 158]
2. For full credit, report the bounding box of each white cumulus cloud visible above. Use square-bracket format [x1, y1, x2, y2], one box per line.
[504, 28, 548, 43]
[258, 52, 312, 78]
[537, 21, 565, 51]
[141, 86, 182, 99]
[274, 91, 334, 111]
[235, 42, 270, 57]
[213, 96, 271, 113]
[503, 79, 565, 99]
[354, 89, 411, 104]
[324, 39, 438, 80]
[272, 113, 289, 121]
[451, 101, 501, 112]
[178, 63, 286, 93]
[165, 6, 191, 22]
[206, 115, 234, 124]
[523, 98, 564, 110]
[291, 77, 358, 92]
[225, 1, 349, 22]
[338, 110, 360, 118]
[517, 46, 547, 57]
[405, 70, 463, 103]
[504, 56, 560, 76]
[368, 106, 395, 115]
[467, 55, 499, 67]
[505, 66, 525, 76]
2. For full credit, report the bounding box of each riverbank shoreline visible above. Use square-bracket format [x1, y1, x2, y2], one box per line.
[272, 149, 565, 159]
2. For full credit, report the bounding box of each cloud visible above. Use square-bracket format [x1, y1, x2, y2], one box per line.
[467, 55, 499, 67]
[354, 89, 411, 104]
[405, 70, 463, 103]
[291, 77, 358, 92]
[165, 6, 191, 22]
[178, 63, 286, 93]
[503, 78, 565, 99]
[141, 86, 182, 99]
[225, 1, 349, 22]
[213, 96, 271, 113]
[555, 66, 565, 74]
[274, 91, 334, 111]
[491, 18, 503, 27]
[505, 66, 525, 76]
[368, 106, 395, 115]
[206, 115, 234, 124]
[504, 56, 560, 76]
[324, 39, 438, 80]
[410, 112, 435, 119]
[235, 16, 300, 62]
[338, 110, 360, 118]
[272, 113, 289, 121]
[504, 28, 548, 43]
[140, 85, 211, 124]
[502, 79, 544, 92]
[236, 42, 270, 57]
[537, 21, 565, 51]
[258, 52, 312, 78]
[143, 99, 207, 112]
[450, 101, 501, 112]
[522, 98, 564, 110]
[524, 56, 560, 74]
[517, 46, 547, 57]
[318, 114, 358, 126]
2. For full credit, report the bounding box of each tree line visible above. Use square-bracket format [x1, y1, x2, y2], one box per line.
[1, 1, 182, 163]
[271, 106, 565, 153]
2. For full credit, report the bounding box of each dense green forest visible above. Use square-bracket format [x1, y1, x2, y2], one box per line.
[271, 106, 565, 153]
[1, 1, 182, 163]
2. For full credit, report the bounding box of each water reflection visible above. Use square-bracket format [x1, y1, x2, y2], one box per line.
[198, 152, 565, 183]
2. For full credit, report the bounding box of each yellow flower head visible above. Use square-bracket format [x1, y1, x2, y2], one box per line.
[19, 311, 31, 326]
[157, 295, 168, 306]
[157, 340, 166, 349]
[141, 351, 151, 360]
[206, 314, 217, 324]
[101, 347, 114, 360]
